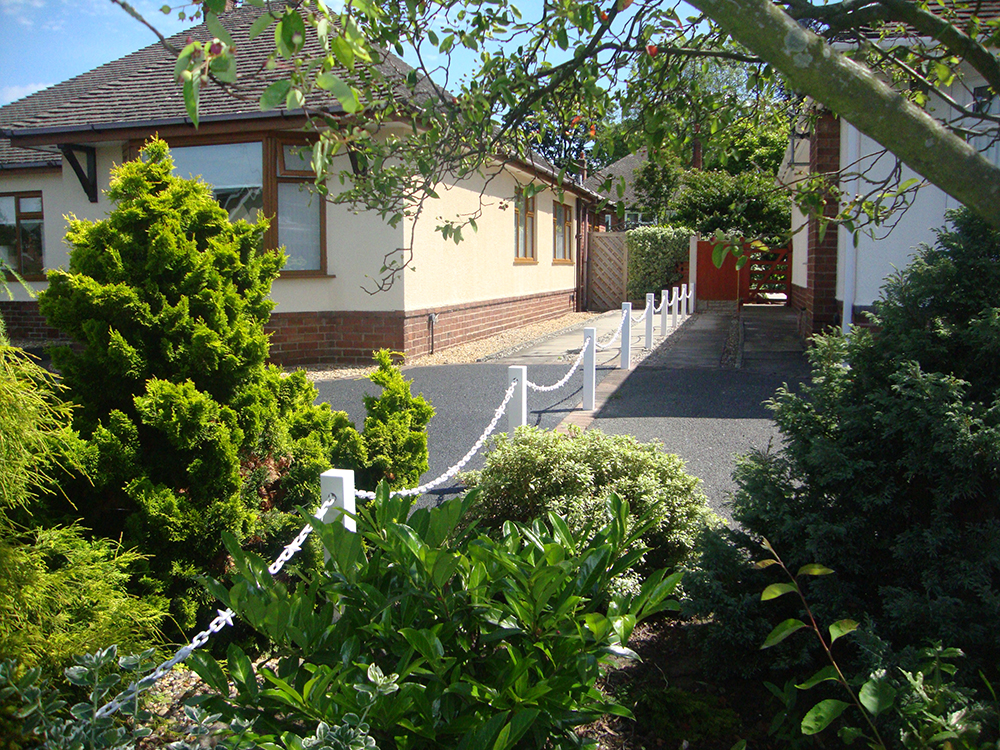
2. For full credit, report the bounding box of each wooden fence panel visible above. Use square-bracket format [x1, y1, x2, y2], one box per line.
[588, 232, 628, 311]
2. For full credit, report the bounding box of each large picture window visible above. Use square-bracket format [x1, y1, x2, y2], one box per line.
[515, 188, 535, 261]
[169, 139, 326, 275]
[0, 192, 44, 278]
[553, 201, 572, 262]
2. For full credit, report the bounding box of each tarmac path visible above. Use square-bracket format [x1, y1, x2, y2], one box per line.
[313, 307, 811, 519]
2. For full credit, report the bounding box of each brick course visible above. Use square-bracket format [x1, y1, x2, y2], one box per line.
[0, 301, 69, 344]
[799, 110, 842, 338]
[6, 291, 577, 366]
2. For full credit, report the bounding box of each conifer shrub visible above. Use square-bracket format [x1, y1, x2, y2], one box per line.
[36, 139, 361, 631]
[684, 208, 1000, 683]
[462, 427, 716, 591]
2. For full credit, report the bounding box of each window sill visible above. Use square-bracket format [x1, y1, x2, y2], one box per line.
[552, 259, 574, 266]
[514, 258, 538, 265]
[4, 273, 46, 282]
[279, 270, 336, 279]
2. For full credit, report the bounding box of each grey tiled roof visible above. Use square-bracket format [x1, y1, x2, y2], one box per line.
[584, 148, 647, 205]
[0, 3, 432, 166]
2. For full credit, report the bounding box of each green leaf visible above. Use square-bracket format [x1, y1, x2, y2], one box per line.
[261, 80, 291, 110]
[797, 564, 834, 577]
[205, 12, 234, 47]
[187, 651, 230, 696]
[829, 619, 858, 644]
[183, 77, 200, 128]
[286, 87, 305, 110]
[859, 678, 896, 717]
[800, 699, 850, 735]
[760, 618, 808, 649]
[249, 11, 277, 40]
[227, 644, 258, 701]
[754, 558, 779, 569]
[761, 582, 797, 601]
[796, 665, 840, 690]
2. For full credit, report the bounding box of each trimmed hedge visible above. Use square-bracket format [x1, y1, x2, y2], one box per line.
[626, 225, 692, 302]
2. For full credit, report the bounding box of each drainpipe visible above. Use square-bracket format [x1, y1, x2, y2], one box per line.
[841, 125, 860, 334]
[428, 313, 439, 354]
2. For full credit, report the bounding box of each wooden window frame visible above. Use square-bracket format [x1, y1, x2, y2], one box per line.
[514, 188, 536, 263]
[135, 133, 329, 278]
[269, 135, 328, 278]
[552, 200, 573, 264]
[0, 190, 45, 281]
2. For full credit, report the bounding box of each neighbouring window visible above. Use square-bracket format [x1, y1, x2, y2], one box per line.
[0, 192, 44, 277]
[553, 201, 573, 261]
[515, 188, 535, 260]
[970, 85, 1000, 167]
[168, 140, 325, 274]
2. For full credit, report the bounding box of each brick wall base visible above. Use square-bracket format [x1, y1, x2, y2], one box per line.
[5, 291, 577, 367]
[0, 301, 69, 345]
[268, 289, 577, 366]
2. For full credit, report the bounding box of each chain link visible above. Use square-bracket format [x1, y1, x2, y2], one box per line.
[526, 337, 590, 392]
[95, 490, 345, 720]
[594, 310, 627, 350]
[632, 305, 648, 324]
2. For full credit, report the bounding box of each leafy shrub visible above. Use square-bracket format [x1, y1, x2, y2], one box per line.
[36, 139, 353, 631]
[626, 225, 692, 302]
[187, 486, 680, 750]
[669, 169, 790, 245]
[684, 208, 1000, 684]
[462, 427, 715, 590]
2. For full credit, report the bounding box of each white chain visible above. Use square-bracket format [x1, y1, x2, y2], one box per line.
[654, 296, 665, 314]
[356, 378, 519, 501]
[526, 338, 590, 392]
[95, 490, 345, 720]
[594, 310, 627, 350]
[632, 305, 648, 324]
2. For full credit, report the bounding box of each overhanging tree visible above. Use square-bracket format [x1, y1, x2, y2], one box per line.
[123, 0, 1000, 264]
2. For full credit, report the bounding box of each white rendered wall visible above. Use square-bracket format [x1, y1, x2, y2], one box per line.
[402, 166, 578, 311]
[837, 122, 954, 309]
[0, 146, 119, 301]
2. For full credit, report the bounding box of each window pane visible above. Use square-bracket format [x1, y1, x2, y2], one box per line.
[19, 220, 43, 275]
[215, 186, 264, 224]
[18, 196, 42, 214]
[278, 183, 321, 271]
[171, 143, 263, 190]
[526, 212, 534, 258]
[282, 144, 313, 174]
[0, 197, 18, 272]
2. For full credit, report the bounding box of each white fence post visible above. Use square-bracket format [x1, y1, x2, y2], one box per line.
[583, 328, 596, 411]
[671, 286, 679, 329]
[645, 292, 654, 349]
[621, 302, 632, 370]
[508, 365, 527, 433]
[661, 288, 669, 336]
[690, 282, 696, 314]
[681, 283, 689, 317]
[319, 469, 356, 533]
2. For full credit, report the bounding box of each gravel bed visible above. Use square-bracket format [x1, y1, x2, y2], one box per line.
[300, 312, 600, 381]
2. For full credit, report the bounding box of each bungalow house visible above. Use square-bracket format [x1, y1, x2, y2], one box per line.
[783, 2, 1000, 338]
[0, 4, 598, 365]
[584, 149, 656, 230]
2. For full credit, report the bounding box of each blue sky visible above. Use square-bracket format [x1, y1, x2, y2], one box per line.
[0, 0, 506, 106]
[0, 0, 198, 105]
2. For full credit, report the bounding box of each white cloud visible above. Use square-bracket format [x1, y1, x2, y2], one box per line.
[1, 82, 51, 104]
[0, 0, 45, 28]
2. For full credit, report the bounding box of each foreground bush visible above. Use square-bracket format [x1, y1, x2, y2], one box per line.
[684, 207, 1000, 683]
[183, 486, 680, 750]
[463, 427, 715, 590]
[626, 225, 691, 302]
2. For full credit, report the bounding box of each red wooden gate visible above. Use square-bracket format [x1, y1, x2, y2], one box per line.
[696, 240, 791, 305]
